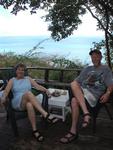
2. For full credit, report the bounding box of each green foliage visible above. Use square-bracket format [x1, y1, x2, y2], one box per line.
[0, 69, 14, 80]
[0, 52, 83, 82]
[45, 0, 85, 41]
[1, 0, 113, 67]
[50, 56, 83, 69]
[48, 56, 83, 82]
[0, 52, 48, 79]
[1, 0, 113, 41]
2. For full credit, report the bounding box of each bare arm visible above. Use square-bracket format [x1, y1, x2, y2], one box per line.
[100, 84, 113, 103]
[29, 77, 51, 96]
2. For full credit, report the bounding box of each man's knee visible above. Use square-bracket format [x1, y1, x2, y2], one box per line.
[71, 97, 79, 107]
[71, 80, 79, 89]
[71, 81, 76, 88]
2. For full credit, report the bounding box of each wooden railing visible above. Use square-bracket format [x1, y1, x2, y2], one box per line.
[0, 67, 81, 89]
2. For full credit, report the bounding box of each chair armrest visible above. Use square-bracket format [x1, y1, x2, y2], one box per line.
[5, 90, 14, 112]
[31, 87, 48, 112]
[31, 87, 45, 96]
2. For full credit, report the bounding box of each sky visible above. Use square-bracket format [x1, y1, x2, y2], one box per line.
[0, 5, 105, 64]
[0, 5, 104, 37]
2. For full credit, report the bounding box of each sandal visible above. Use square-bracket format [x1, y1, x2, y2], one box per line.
[82, 113, 91, 128]
[60, 131, 79, 144]
[45, 113, 59, 124]
[33, 130, 44, 142]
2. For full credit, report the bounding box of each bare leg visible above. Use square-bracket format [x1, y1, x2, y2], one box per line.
[26, 102, 37, 131]
[22, 97, 44, 141]
[70, 97, 79, 134]
[71, 80, 89, 114]
[71, 80, 90, 127]
[60, 97, 79, 143]
[60, 81, 91, 143]
[21, 91, 48, 118]
[21, 91, 57, 124]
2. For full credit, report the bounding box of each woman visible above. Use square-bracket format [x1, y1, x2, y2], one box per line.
[1, 63, 57, 142]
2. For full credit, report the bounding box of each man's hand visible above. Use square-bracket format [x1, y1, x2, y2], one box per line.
[100, 93, 110, 103]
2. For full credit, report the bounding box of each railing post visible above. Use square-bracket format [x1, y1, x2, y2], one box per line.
[77, 69, 81, 76]
[59, 70, 64, 82]
[44, 69, 49, 82]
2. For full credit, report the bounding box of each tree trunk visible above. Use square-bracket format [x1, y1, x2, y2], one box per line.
[105, 31, 111, 68]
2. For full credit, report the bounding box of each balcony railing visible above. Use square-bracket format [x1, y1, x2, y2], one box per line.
[0, 67, 81, 89]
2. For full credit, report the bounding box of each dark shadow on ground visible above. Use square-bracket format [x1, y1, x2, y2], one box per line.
[0, 104, 113, 150]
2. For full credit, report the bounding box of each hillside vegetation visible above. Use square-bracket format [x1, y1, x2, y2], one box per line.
[0, 52, 83, 82]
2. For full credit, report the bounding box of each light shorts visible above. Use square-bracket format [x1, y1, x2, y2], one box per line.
[82, 88, 97, 107]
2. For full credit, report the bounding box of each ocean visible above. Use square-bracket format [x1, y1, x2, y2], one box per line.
[0, 35, 103, 64]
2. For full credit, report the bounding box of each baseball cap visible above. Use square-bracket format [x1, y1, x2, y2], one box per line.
[89, 50, 102, 56]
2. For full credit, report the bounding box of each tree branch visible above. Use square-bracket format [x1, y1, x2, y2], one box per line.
[85, 4, 113, 41]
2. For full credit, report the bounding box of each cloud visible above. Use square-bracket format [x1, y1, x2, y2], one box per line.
[0, 7, 50, 36]
[0, 6, 104, 37]
[74, 12, 104, 37]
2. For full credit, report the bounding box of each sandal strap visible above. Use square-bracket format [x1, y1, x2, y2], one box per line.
[33, 129, 38, 133]
[36, 134, 43, 139]
[82, 113, 91, 128]
[33, 130, 44, 142]
[82, 121, 89, 125]
[61, 132, 78, 143]
[45, 113, 51, 121]
[45, 113, 58, 123]
[45, 113, 51, 122]
[83, 113, 91, 117]
[45, 113, 49, 119]
[64, 131, 77, 139]
[48, 117, 58, 122]
[68, 131, 76, 136]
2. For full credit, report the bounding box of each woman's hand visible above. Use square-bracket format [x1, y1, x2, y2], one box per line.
[45, 89, 51, 98]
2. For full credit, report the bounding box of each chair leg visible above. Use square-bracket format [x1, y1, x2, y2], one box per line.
[41, 93, 49, 128]
[92, 116, 96, 134]
[42, 93, 48, 112]
[68, 87, 73, 102]
[4, 103, 9, 122]
[8, 108, 19, 136]
[6, 112, 9, 122]
[104, 104, 113, 120]
[11, 117, 19, 136]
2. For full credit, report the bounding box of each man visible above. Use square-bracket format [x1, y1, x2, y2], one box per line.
[60, 49, 113, 144]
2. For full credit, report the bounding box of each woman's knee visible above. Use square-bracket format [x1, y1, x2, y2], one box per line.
[24, 91, 34, 99]
[26, 102, 34, 110]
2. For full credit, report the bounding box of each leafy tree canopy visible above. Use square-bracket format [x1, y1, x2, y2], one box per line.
[0, 0, 113, 41]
